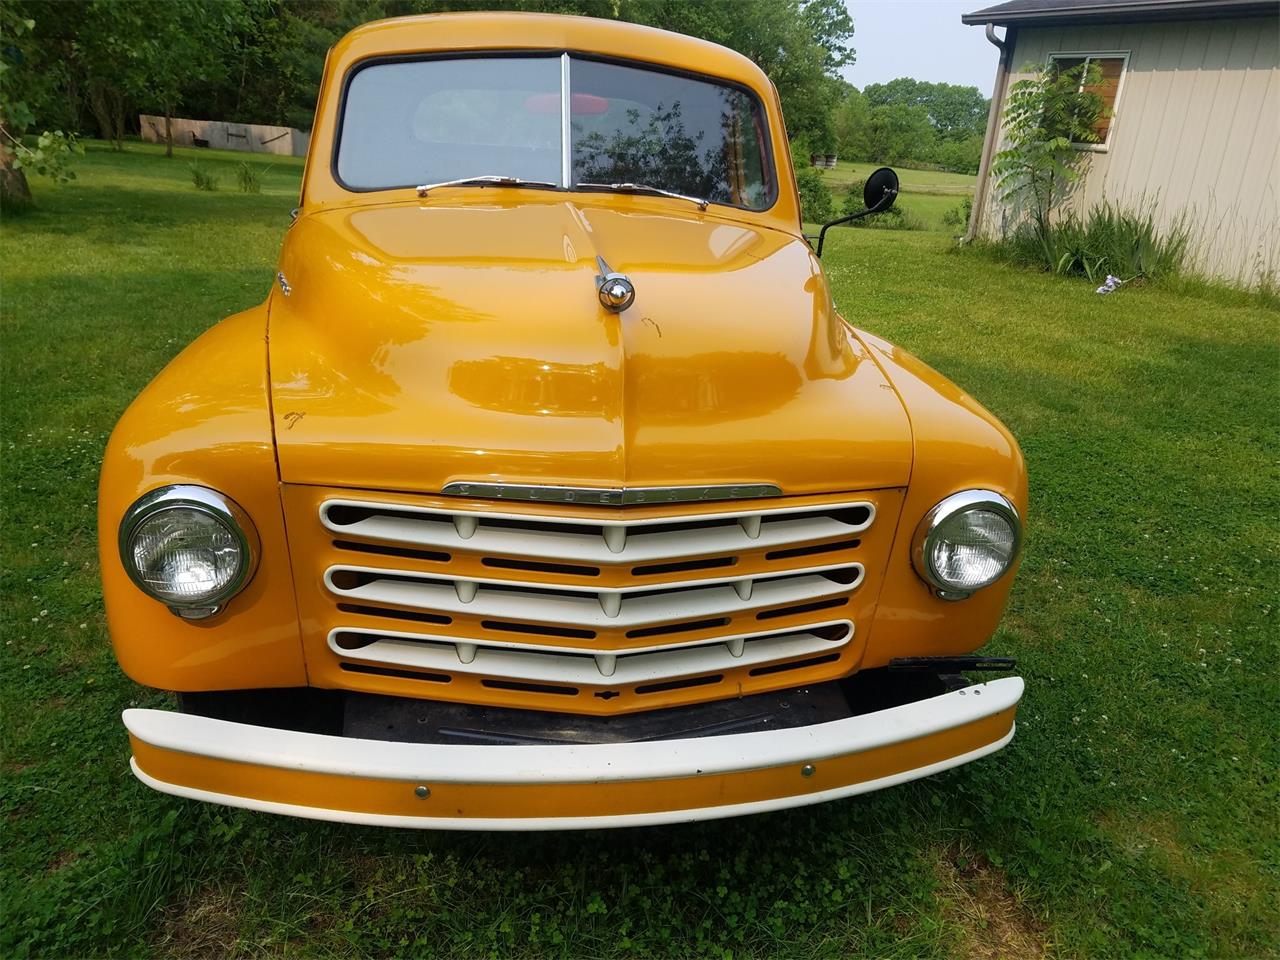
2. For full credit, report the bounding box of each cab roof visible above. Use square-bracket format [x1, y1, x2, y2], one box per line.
[329, 12, 772, 93]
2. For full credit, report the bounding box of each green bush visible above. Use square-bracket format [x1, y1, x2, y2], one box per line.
[235, 161, 262, 193]
[792, 147, 833, 223]
[188, 160, 218, 191]
[933, 135, 984, 175]
[839, 181, 925, 231]
[942, 196, 973, 230]
[1004, 202, 1191, 282]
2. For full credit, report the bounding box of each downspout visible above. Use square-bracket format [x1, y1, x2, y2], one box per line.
[965, 23, 1016, 242]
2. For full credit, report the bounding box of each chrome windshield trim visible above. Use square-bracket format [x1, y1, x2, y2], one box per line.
[440, 482, 783, 506]
[559, 53, 572, 189]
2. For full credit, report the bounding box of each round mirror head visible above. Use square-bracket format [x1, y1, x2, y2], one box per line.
[863, 167, 899, 212]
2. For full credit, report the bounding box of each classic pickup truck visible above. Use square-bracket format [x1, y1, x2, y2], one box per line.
[100, 12, 1026, 829]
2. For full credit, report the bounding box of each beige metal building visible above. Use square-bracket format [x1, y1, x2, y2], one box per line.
[139, 116, 310, 158]
[964, 0, 1279, 287]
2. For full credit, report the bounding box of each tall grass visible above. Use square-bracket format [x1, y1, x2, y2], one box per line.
[235, 161, 262, 194]
[187, 160, 219, 192]
[1000, 202, 1191, 283]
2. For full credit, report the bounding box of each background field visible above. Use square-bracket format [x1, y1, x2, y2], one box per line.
[823, 160, 977, 195]
[2, 144, 1277, 959]
[812, 160, 974, 233]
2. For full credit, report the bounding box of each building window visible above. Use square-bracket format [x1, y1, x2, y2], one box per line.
[1049, 54, 1127, 147]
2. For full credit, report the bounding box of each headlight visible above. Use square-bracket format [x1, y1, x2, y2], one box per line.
[912, 490, 1020, 599]
[118, 485, 259, 618]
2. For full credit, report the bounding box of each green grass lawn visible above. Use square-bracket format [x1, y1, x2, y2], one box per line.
[3, 143, 1277, 959]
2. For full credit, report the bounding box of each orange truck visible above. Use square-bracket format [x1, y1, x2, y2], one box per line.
[100, 13, 1026, 829]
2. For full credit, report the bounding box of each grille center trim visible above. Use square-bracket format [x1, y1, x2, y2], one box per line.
[439, 482, 783, 505]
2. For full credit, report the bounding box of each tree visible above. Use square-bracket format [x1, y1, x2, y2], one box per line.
[22, 0, 253, 155]
[933, 134, 984, 174]
[832, 85, 870, 160]
[73, 1, 136, 150]
[863, 77, 988, 142]
[992, 61, 1106, 261]
[863, 102, 936, 165]
[10, 0, 147, 151]
[111, 1, 251, 157]
[616, 0, 854, 153]
[9, 0, 856, 162]
[1, 8, 79, 209]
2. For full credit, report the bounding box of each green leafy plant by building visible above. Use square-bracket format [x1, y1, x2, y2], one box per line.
[992, 61, 1105, 267]
[1002, 201, 1191, 283]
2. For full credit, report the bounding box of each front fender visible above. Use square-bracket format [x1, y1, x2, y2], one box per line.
[853, 328, 1029, 665]
[97, 304, 307, 691]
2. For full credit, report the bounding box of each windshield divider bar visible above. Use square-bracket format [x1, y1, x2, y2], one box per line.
[560, 53, 571, 189]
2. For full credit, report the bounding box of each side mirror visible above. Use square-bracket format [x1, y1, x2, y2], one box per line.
[860, 166, 900, 214]
[814, 166, 900, 258]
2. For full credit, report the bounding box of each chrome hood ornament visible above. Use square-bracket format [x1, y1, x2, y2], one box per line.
[595, 256, 635, 312]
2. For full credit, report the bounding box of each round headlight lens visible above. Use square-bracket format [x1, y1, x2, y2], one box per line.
[913, 490, 1020, 597]
[120, 486, 258, 614]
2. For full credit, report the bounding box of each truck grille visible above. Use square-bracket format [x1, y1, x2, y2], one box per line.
[282, 486, 903, 715]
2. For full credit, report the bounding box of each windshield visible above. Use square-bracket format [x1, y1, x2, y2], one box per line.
[335, 54, 775, 211]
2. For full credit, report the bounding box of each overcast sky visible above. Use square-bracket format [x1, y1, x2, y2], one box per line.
[841, 0, 1001, 95]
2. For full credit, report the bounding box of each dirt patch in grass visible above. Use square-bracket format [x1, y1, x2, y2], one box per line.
[936, 844, 1047, 960]
[45, 849, 81, 874]
[153, 885, 242, 959]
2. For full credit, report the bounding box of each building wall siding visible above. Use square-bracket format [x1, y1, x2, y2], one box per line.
[978, 15, 1279, 287]
[139, 116, 310, 158]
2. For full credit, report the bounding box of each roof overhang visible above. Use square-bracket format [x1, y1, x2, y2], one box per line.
[962, 0, 1278, 26]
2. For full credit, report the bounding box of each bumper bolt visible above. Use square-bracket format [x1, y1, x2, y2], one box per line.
[414, 785, 431, 799]
[801, 764, 816, 778]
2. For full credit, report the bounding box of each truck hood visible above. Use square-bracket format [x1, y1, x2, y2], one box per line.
[268, 197, 911, 495]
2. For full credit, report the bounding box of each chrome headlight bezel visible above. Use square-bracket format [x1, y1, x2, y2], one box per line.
[118, 485, 259, 619]
[911, 489, 1021, 600]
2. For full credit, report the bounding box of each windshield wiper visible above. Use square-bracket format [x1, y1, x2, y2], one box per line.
[415, 175, 558, 198]
[574, 182, 709, 211]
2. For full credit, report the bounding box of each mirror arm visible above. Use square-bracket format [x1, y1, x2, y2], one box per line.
[815, 207, 877, 258]
[814, 183, 896, 257]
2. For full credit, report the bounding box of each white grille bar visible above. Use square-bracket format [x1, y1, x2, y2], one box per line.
[320, 499, 873, 564]
[326, 559, 860, 596]
[325, 563, 862, 628]
[329, 621, 853, 684]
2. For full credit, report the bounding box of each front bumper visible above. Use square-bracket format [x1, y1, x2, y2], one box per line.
[124, 675, 1023, 830]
